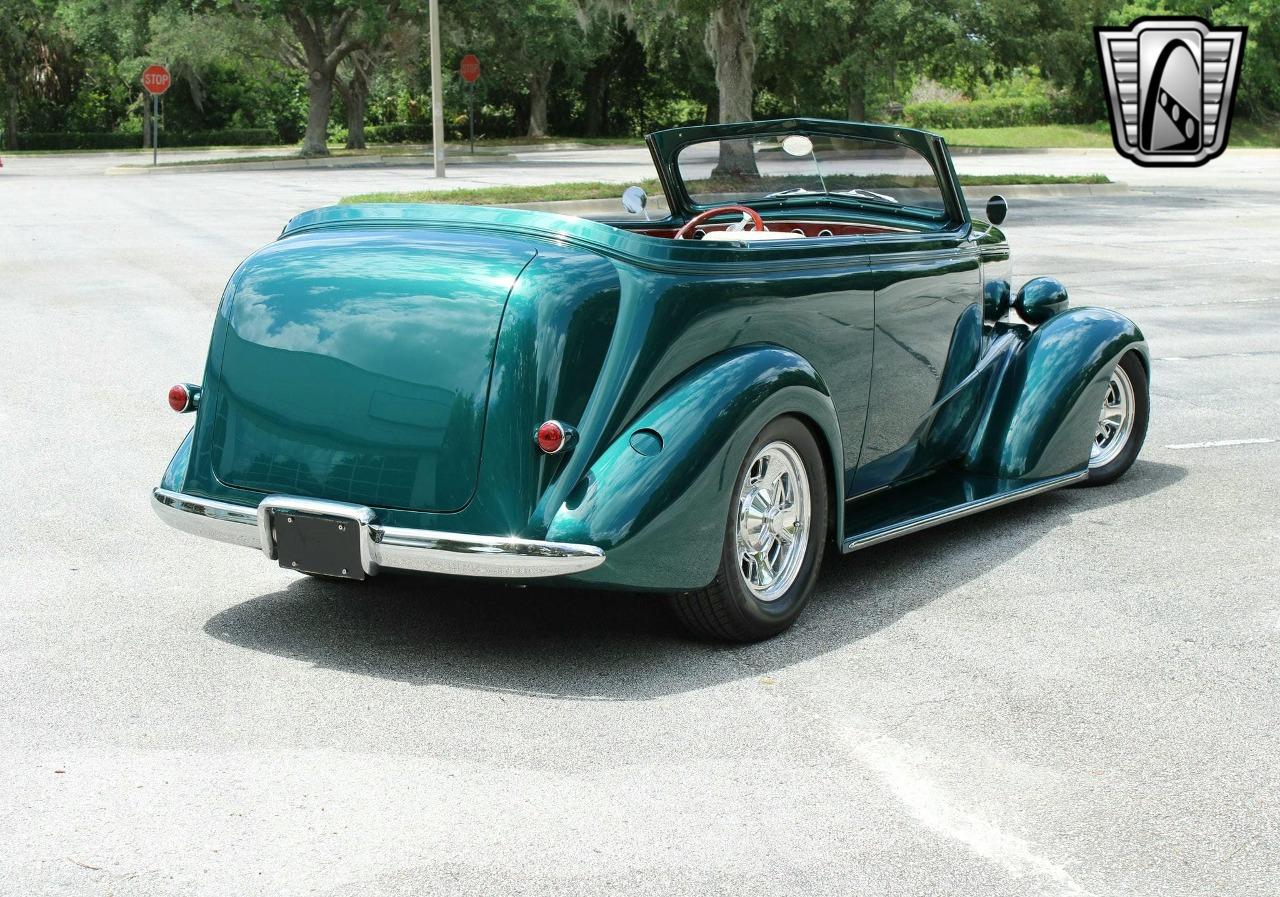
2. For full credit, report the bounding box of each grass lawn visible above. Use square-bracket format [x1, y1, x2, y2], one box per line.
[939, 123, 1114, 148]
[1227, 119, 1280, 146]
[341, 173, 1111, 206]
[938, 119, 1280, 148]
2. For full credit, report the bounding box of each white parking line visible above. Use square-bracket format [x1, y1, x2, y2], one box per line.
[1157, 351, 1280, 362]
[842, 727, 1098, 896]
[1165, 437, 1277, 450]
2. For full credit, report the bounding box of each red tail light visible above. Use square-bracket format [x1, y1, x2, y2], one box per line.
[535, 420, 576, 454]
[168, 383, 201, 413]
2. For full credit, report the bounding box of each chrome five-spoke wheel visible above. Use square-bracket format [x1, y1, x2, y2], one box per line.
[735, 441, 811, 601]
[1079, 352, 1149, 488]
[670, 415, 829, 642]
[1090, 362, 1136, 469]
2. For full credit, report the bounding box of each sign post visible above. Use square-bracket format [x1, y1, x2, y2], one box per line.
[460, 54, 480, 154]
[141, 64, 171, 165]
[428, 0, 445, 177]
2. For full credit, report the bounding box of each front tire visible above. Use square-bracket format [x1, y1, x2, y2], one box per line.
[1081, 351, 1149, 486]
[670, 415, 829, 642]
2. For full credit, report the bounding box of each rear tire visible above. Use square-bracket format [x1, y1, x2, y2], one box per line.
[1081, 351, 1149, 487]
[669, 415, 828, 642]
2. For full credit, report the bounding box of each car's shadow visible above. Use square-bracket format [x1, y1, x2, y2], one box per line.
[205, 460, 1186, 700]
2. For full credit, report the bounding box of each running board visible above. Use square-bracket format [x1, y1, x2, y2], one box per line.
[841, 469, 1088, 553]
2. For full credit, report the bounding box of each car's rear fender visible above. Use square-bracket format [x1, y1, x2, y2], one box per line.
[967, 307, 1148, 479]
[546, 345, 843, 591]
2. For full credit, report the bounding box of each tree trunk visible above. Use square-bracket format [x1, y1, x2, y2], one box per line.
[141, 91, 152, 149]
[706, 0, 757, 176]
[302, 71, 333, 156]
[2, 87, 17, 149]
[846, 77, 866, 121]
[282, 8, 364, 158]
[336, 72, 368, 150]
[527, 66, 552, 139]
[345, 87, 366, 149]
[4, 93, 15, 150]
[582, 66, 607, 137]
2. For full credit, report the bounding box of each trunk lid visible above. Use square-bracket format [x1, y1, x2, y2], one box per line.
[211, 226, 535, 513]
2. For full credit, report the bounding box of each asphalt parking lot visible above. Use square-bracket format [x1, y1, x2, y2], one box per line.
[1, 146, 1278, 896]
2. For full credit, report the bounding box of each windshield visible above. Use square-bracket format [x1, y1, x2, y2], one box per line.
[675, 134, 947, 216]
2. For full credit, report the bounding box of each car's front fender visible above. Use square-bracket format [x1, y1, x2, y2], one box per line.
[968, 307, 1148, 479]
[547, 345, 843, 591]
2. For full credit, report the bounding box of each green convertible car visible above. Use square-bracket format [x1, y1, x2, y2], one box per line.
[153, 118, 1149, 641]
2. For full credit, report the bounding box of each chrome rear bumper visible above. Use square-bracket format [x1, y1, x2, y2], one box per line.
[151, 487, 605, 578]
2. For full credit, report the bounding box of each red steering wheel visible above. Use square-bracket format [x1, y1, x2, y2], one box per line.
[674, 204, 765, 240]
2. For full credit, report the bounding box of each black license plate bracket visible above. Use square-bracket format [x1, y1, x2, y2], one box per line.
[272, 511, 365, 580]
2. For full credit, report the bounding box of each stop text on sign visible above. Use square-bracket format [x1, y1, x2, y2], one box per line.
[142, 64, 171, 96]
[460, 54, 480, 84]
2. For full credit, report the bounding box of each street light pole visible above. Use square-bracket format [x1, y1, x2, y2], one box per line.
[429, 0, 445, 178]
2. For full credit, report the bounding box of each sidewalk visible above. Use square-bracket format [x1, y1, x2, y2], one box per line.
[103, 141, 638, 175]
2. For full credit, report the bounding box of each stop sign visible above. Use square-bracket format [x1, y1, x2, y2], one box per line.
[142, 64, 171, 96]
[460, 54, 480, 84]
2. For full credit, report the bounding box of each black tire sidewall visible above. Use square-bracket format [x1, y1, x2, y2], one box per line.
[1086, 351, 1150, 486]
[714, 415, 829, 635]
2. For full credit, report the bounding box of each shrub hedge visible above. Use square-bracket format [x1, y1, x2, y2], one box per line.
[364, 122, 433, 143]
[15, 128, 278, 150]
[178, 129, 278, 146]
[15, 131, 140, 150]
[902, 97, 1079, 129]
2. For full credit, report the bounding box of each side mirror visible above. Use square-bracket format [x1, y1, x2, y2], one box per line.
[622, 186, 649, 218]
[986, 195, 1008, 226]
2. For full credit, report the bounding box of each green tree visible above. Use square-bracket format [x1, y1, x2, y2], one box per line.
[227, 0, 389, 154]
[146, 5, 265, 111]
[140, 5, 272, 143]
[335, 7, 422, 149]
[56, 0, 153, 141]
[757, 0, 956, 121]
[447, 0, 587, 138]
[958, 0, 1123, 118]
[1109, 0, 1280, 118]
[630, 0, 758, 173]
[0, 0, 66, 148]
[53, 0, 270, 144]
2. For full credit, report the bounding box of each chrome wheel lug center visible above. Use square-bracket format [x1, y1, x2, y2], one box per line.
[1090, 364, 1137, 469]
[733, 442, 812, 602]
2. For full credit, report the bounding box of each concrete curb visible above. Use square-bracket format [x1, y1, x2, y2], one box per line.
[102, 140, 640, 174]
[947, 146, 1105, 156]
[960, 182, 1130, 200]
